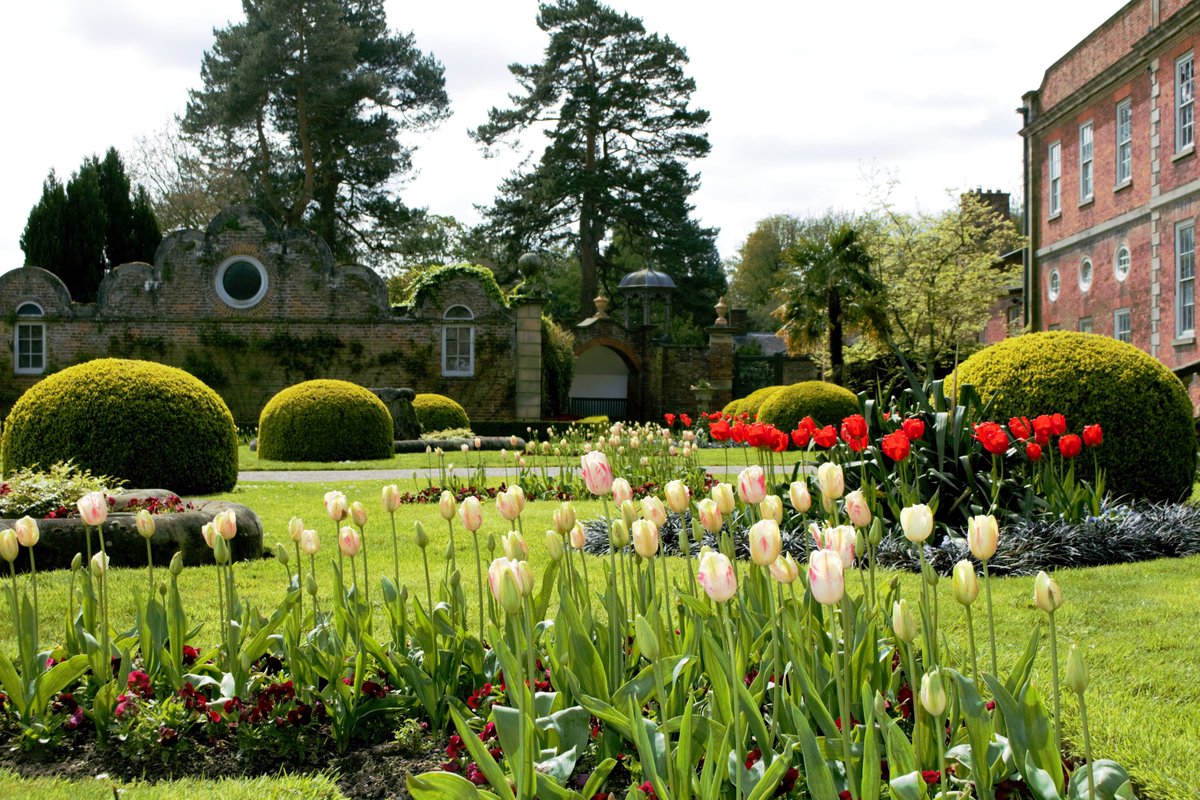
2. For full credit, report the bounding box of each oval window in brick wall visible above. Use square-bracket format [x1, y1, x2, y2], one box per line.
[215, 256, 269, 309]
[1078, 258, 1093, 292]
[1114, 244, 1130, 282]
[1048, 269, 1061, 302]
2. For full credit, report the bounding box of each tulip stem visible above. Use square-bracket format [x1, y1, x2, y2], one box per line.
[309, 554, 320, 616]
[420, 545, 433, 614]
[659, 551, 674, 650]
[445, 518, 457, 581]
[764, 565, 782, 745]
[965, 604, 979, 684]
[905, 643, 925, 767]
[8, 562, 25, 676]
[983, 559, 998, 677]
[28, 548, 39, 652]
[916, 545, 935, 667]
[833, 601, 859, 800]
[471, 530, 485, 645]
[358, 523, 371, 616]
[1048, 609, 1063, 758]
[1079, 686, 1097, 800]
[721, 603, 743, 800]
[145, 538, 154, 600]
[602, 497, 622, 684]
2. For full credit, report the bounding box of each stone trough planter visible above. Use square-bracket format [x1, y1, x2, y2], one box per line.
[0, 490, 262, 572]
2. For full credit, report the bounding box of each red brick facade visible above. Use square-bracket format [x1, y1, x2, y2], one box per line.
[1023, 0, 1200, 405]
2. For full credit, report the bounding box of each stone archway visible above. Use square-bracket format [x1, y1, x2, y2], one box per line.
[570, 343, 637, 419]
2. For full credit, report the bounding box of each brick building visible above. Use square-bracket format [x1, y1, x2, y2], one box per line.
[0, 206, 736, 424]
[1021, 0, 1200, 403]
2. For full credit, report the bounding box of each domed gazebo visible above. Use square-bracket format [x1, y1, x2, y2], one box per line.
[618, 266, 675, 336]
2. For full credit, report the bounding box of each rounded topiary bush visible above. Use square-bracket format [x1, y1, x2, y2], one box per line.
[2, 358, 238, 494]
[724, 385, 786, 419]
[413, 393, 470, 433]
[258, 380, 394, 462]
[757, 381, 861, 431]
[955, 331, 1196, 503]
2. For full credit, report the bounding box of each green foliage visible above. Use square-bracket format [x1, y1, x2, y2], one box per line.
[723, 385, 786, 419]
[1, 359, 237, 495]
[0, 462, 123, 519]
[756, 381, 860, 430]
[413, 393, 470, 433]
[397, 263, 509, 310]
[541, 316, 575, 416]
[726, 214, 815, 330]
[21, 148, 161, 303]
[258, 380, 394, 462]
[956, 331, 1196, 502]
[474, 0, 718, 321]
[182, 0, 450, 266]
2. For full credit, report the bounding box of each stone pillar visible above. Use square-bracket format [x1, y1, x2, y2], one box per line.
[707, 326, 735, 410]
[514, 300, 543, 420]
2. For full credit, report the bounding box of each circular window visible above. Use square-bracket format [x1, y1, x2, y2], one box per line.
[1048, 269, 1061, 302]
[215, 256, 268, 309]
[1114, 244, 1130, 282]
[1078, 258, 1093, 292]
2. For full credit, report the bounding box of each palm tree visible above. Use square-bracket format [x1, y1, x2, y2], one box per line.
[774, 223, 887, 386]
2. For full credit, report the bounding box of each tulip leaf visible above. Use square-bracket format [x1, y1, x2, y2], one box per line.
[793, 710, 838, 800]
[537, 705, 590, 760]
[406, 770, 485, 800]
[533, 772, 582, 800]
[628, 697, 669, 797]
[33, 654, 89, 720]
[747, 742, 798, 800]
[1067, 759, 1137, 800]
[879, 698, 919, 778]
[1020, 682, 1064, 796]
[735, 676, 774, 767]
[860, 684, 881, 800]
[535, 745, 580, 786]
[1005, 625, 1042, 699]
[794, 658, 840, 740]
[950, 669, 995, 800]
[674, 697, 696, 800]
[615, 656, 688, 707]
[581, 758, 617, 798]
[1022, 750, 1065, 800]
[449, 705, 517, 800]
[888, 771, 928, 800]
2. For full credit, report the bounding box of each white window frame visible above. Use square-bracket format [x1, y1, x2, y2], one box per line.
[1114, 243, 1131, 282]
[1116, 99, 1132, 184]
[1177, 220, 1195, 336]
[14, 302, 45, 375]
[1078, 316, 1093, 334]
[1048, 268, 1061, 302]
[1114, 308, 1132, 343]
[1048, 141, 1062, 216]
[1079, 122, 1094, 201]
[1177, 52, 1194, 153]
[441, 305, 475, 377]
[1078, 257, 1093, 292]
[215, 255, 269, 309]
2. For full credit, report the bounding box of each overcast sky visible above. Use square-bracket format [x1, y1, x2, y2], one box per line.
[0, 1, 1118, 272]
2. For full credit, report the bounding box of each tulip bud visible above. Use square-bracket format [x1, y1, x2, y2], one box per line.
[1033, 570, 1063, 613]
[461, 443, 470, 453]
[300, 529, 320, 556]
[15, 515, 40, 547]
[215, 509, 238, 541]
[445, 538, 454, 560]
[90, 551, 110, 577]
[697, 498, 723, 534]
[1065, 643, 1088, 694]
[288, 516, 304, 543]
[768, 553, 800, 584]
[900, 504, 934, 543]
[552, 502, 576, 535]
[502, 530, 529, 561]
[306, 573, 319, 596]
[634, 614, 660, 661]
[620, 499, 637, 531]
[201, 522, 218, 549]
[414, 521, 429, 549]
[611, 478, 633, 506]
[544, 531, 565, 562]
[324, 490, 349, 522]
[664, 480, 691, 513]
[169, 552, 183, 576]
[339, 526, 362, 558]
[641, 496, 667, 529]
[77, 491, 108, 527]
[569, 522, 587, 550]
[0, 530, 18, 562]
[496, 488, 521, 521]
[868, 517, 883, 547]
[71, 552, 84, 572]
[711, 483, 735, 515]
[808, 549, 845, 606]
[844, 489, 872, 528]
[920, 669, 947, 716]
[450, 569, 461, 590]
[952, 560, 979, 606]
[381, 484, 401, 514]
[347, 501, 367, 529]
[748, 518, 782, 566]
[213, 535, 231, 565]
[696, 550, 737, 602]
[486, 532, 496, 556]
[922, 560, 939, 588]
[759, 495, 784, 524]
[816, 462, 844, 501]
[275, 543, 290, 566]
[459, 496, 484, 532]
[158, 581, 168, 597]
[968, 514, 999, 561]
[631, 519, 659, 559]
[737, 465, 767, 505]
[516, 561, 535, 596]
[892, 599, 917, 643]
[788, 481, 812, 513]
[610, 519, 630, 549]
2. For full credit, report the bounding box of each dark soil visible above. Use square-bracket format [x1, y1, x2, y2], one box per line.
[0, 731, 445, 799]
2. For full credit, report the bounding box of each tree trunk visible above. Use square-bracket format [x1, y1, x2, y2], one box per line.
[578, 126, 599, 320]
[829, 287, 844, 386]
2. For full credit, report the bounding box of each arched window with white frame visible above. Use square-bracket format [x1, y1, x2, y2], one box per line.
[14, 302, 45, 375]
[442, 305, 475, 377]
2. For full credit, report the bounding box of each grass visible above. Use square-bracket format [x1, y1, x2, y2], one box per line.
[0, 769, 345, 799]
[0, 480, 1194, 798]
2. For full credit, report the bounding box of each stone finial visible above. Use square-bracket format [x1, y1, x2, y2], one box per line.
[517, 252, 542, 280]
[594, 294, 610, 318]
[714, 295, 728, 326]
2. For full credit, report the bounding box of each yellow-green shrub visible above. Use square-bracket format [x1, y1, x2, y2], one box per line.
[723, 385, 786, 419]
[258, 380, 393, 462]
[413, 393, 470, 432]
[955, 331, 1195, 502]
[757, 381, 860, 431]
[2, 358, 237, 494]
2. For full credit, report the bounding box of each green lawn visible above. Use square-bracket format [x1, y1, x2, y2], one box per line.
[0, 481, 1193, 798]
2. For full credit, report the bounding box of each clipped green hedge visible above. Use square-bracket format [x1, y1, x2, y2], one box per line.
[756, 380, 861, 431]
[413, 393, 470, 432]
[2, 358, 237, 494]
[956, 331, 1196, 503]
[723, 385, 786, 419]
[258, 380, 394, 462]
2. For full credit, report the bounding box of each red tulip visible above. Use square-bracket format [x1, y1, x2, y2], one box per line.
[1059, 434, 1082, 459]
[1031, 415, 1054, 445]
[973, 421, 1010, 456]
[901, 417, 925, 440]
[1082, 423, 1103, 448]
[840, 414, 869, 452]
[1008, 416, 1032, 441]
[664, 413, 676, 427]
[881, 430, 911, 462]
[813, 425, 838, 449]
[1025, 442, 1043, 462]
[680, 413, 692, 427]
[710, 419, 731, 441]
[791, 426, 811, 448]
